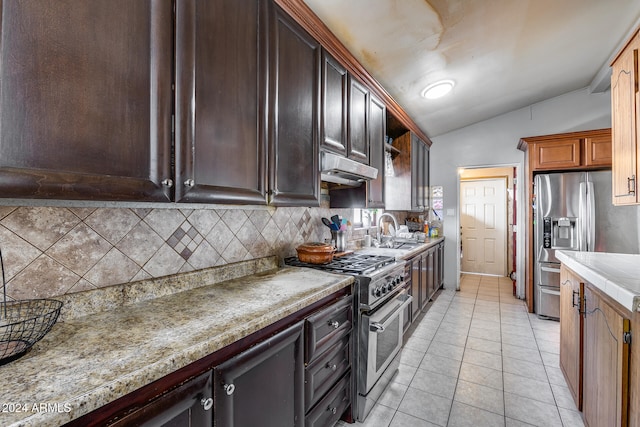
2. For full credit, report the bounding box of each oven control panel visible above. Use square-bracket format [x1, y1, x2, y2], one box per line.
[372, 273, 404, 298]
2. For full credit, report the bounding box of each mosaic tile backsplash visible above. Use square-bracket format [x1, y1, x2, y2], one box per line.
[0, 205, 353, 301]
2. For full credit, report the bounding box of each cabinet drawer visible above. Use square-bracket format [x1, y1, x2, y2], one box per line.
[305, 372, 351, 427]
[305, 295, 353, 363]
[305, 336, 350, 411]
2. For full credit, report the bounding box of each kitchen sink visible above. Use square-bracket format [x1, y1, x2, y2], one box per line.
[391, 241, 422, 249]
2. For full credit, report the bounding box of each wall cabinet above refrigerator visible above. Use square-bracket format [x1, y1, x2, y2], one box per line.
[518, 128, 612, 172]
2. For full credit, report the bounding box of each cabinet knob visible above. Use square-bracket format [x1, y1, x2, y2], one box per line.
[161, 178, 174, 188]
[184, 178, 195, 187]
[223, 383, 235, 395]
[328, 406, 337, 415]
[326, 363, 337, 371]
[200, 397, 213, 411]
[328, 320, 340, 329]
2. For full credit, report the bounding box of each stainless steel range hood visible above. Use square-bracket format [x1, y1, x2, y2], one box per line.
[321, 151, 378, 187]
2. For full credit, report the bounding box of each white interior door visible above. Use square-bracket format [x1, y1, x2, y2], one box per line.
[460, 178, 507, 276]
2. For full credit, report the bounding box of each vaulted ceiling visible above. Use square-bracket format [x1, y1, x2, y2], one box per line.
[304, 0, 640, 137]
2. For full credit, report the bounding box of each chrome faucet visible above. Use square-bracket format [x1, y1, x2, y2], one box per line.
[377, 213, 399, 247]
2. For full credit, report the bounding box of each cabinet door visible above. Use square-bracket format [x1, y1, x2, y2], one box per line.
[402, 282, 412, 335]
[584, 134, 612, 167]
[420, 252, 429, 309]
[583, 286, 630, 427]
[411, 137, 423, 211]
[110, 372, 212, 427]
[268, 3, 321, 206]
[532, 140, 582, 170]
[0, 1, 173, 201]
[426, 248, 435, 300]
[320, 51, 347, 156]
[433, 244, 440, 291]
[347, 77, 369, 164]
[214, 321, 305, 427]
[410, 258, 421, 319]
[559, 267, 583, 409]
[422, 141, 430, 212]
[439, 243, 444, 286]
[611, 35, 639, 205]
[175, 0, 267, 204]
[367, 94, 386, 208]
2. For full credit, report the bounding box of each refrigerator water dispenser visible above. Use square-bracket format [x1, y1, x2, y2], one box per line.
[547, 216, 578, 250]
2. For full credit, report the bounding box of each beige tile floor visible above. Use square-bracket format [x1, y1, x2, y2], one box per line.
[339, 274, 585, 427]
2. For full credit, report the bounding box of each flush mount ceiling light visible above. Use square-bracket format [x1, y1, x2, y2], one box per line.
[421, 80, 455, 99]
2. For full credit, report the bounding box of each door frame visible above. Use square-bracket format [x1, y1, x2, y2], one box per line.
[460, 176, 509, 277]
[455, 163, 525, 299]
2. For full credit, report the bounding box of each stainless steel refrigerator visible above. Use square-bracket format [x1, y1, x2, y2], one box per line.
[533, 170, 640, 319]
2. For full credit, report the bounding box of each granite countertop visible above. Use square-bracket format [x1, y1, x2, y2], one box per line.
[356, 237, 445, 260]
[0, 259, 353, 427]
[556, 250, 640, 312]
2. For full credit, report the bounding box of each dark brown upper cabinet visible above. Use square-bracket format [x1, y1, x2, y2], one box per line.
[0, 1, 173, 201]
[175, 0, 267, 204]
[367, 94, 386, 208]
[268, 3, 321, 207]
[385, 132, 429, 212]
[348, 77, 369, 164]
[320, 50, 348, 157]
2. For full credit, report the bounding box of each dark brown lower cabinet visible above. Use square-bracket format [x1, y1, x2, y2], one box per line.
[109, 372, 213, 427]
[401, 281, 412, 336]
[410, 256, 421, 319]
[419, 251, 429, 309]
[305, 373, 351, 427]
[213, 321, 305, 427]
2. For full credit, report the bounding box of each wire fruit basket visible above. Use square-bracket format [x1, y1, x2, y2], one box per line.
[0, 247, 62, 365]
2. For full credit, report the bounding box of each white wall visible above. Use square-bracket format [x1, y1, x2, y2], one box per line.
[430, 87, 612, 294]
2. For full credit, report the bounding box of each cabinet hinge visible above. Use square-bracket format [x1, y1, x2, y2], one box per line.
[623, 331, 632, 345]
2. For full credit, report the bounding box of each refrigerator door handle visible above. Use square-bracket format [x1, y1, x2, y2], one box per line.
[578, 182, 587, 251]
[586, 181, 595, 251]
[541, 265, 561, 273]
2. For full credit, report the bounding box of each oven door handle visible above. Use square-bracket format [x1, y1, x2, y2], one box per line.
[368, 291, 413, 331]
[370, 323, 385, 333]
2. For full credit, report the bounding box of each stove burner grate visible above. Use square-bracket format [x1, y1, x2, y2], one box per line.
[285, 253, 396, 275]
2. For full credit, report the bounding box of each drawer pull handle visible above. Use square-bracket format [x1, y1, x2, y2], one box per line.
[200, 397, 213, 411]
[223, 383, 235, 396]
[328, 320, 340, 329]
[572, 290, 580, 308]
[326, 363, 337, 371]
[328, 406, 337, 415]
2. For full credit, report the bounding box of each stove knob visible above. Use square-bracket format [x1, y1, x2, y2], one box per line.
[374, 288, 382, 297]
[380, 286, 387, 294]
[387, 283, 394, 291]
[396, 275, 403, 284]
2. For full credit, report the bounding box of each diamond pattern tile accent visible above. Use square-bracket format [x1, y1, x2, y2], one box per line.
[166, 221, 205, 261]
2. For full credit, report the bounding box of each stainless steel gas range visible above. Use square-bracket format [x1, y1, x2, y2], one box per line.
[285, 253, 411, 421]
